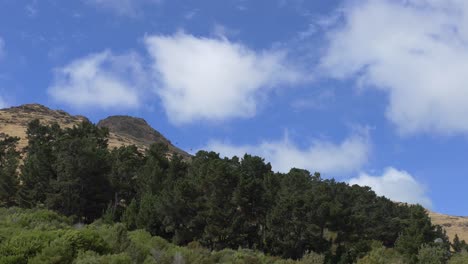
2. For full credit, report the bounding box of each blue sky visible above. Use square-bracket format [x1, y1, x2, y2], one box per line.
[1, 0, 468, 215]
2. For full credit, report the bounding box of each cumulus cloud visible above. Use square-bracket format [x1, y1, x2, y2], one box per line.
[349, 167, 432, 208]
[145, 32, 305, 124]
[321, 0, 468, 135]
[48, 50, 148, 109]
[205, 132, 370, 175]
[84, 0, 161, 16]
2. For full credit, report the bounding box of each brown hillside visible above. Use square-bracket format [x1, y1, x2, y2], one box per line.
[0, 104, 190, 159]
[97, 115, 190, 158]
[428, 211, 468, 243]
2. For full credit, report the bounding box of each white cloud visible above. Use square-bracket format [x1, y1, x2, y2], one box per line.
[205, 132, 370, 175]
[145, 32, 305, 124]
[0, 96, 7, 109]
[48, 50, 148, 109]
[349, 167, 432, 208]
[84, 0, 161, 16]
[321, 0, 468, 135]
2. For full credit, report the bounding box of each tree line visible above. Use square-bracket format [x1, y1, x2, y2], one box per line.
[0, 119, 462, 263]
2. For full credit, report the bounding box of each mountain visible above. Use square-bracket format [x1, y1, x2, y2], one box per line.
[0, 103, 467, 243]
[0, 104, 190, 159]
[97, 115, 189, 158]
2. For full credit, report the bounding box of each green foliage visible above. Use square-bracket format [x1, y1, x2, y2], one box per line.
[416, 244, 447, 264]
[448, 251, 468, 264]
[0, 231, 54, 263]
[0, 207, 71, 230]
[395, 205, 445, 262]
[107, 145, 145, 222]
[0, 136, 20, 207]
[74, 251, 132, 264]
[357, 242, 406, 264]
[18, 120, 60, 208]
[299, 251, 325, 264]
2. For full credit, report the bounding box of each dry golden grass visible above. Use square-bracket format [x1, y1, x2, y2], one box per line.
[0, 104, 88, 150]
[0, 104, 183, 155]
[428, 211, 468, 243]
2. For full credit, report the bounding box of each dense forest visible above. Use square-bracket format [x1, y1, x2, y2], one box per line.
[1, 119, 468, 263]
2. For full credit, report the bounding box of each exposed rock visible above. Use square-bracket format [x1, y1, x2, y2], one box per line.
[98, 115, 190, 158]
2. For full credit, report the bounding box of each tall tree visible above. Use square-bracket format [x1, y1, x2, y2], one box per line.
[0, 136, 20, 206]
[18, 120, 60, 207]
[107, 145, 145, 221]
[47, 121, 112, 222]
[231, 154, 271, 249]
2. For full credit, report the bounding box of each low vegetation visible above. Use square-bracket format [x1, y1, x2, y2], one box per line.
[1, 119, 468, 263]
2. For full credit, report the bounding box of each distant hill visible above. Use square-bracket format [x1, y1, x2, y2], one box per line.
[0, 104, 190, 159]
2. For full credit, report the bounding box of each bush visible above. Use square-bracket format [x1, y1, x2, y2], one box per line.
[0, 230, 59, 263]
[357, 242, 406, 264]
[27, 229, 110, 264]
[299, 251, 325, 264]
[28, 240, 74, 264]
[89, 223, 130, 253]
[417, 244, 447, 264]
[449, 251, 468, 264]
[74, 251, 132, 264]
[0, 207, 71, 230]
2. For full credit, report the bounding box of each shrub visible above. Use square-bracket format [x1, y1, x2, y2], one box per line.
[0, 230, 58, 263]
[299, 251, 325, 264]
[449, 251, 468, 264]
[357, 242, 406, 264]
[417, 244, 447, 264]
[74, 251, 132, 264]
[60, 229, 110, 255]
[28, 240, 74, 264]
[0, 208, 71, 230]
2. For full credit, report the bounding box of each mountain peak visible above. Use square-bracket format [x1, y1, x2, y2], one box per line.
[98, 115, 189, 158]
[0, 104, 189, 159]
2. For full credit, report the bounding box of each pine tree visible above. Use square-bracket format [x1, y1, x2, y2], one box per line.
[47, 121, 112, 222]
[231, 154, 271, 249]
[0, 136, 20, 206]
[452, 234, 468, 253]
[17, 120, 60, 207]
[108, 145, 145, 221]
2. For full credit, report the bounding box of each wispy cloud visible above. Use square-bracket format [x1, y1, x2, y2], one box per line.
[84, 0, 161, 17]
[321, 0, 468, 135]
[0, 96, 8, 109]
[25, 0, 38, 17]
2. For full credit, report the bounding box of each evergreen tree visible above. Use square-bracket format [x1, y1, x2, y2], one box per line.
[0, 136, 20, 206]
[264, 169, 322, 259]
[231, 155, 271, 249]
[107, 145, 145, 221]
[395, 205, 441, 263]
[46, 121, 112, 222]
[452, 234, 468, 253]
[18, 120, 60, 207]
